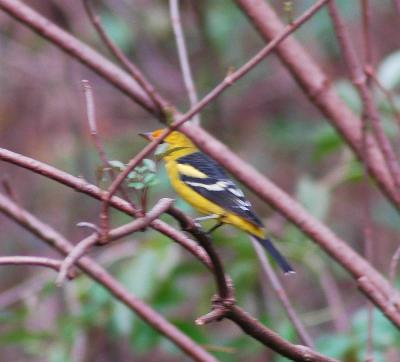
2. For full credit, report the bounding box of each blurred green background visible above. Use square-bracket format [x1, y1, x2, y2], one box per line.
[0, 0, 399, 361]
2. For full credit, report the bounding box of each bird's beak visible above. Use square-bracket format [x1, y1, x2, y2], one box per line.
[139, 132, 153, 141]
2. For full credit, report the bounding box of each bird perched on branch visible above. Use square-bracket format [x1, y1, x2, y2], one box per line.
[140, 129, 294, 274]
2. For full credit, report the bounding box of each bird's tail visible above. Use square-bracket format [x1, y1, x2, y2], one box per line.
[253, 236, 295, 275]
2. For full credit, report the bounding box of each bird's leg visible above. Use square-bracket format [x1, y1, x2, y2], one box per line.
[206, 221, 224, 234]
[194, 214, 219, 223]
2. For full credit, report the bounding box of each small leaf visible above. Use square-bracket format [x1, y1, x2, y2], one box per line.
[135, 166, 147, 174]
[143, 173, 158, 186]
[143, 159, 156, 172]
[154, 143, 169, 158]
[128, 181, 145, 190]
[109, 160, 126, 170]
[127, 171, 137, 180]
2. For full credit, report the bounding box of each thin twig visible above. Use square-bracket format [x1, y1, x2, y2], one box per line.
[81, 80, 111, 173]
[328, 1, 400, 199]
[319, 269, 349, 332]
[251, 239, 314, 348]
[166, 207, 234, 324]
[367, 69, 400, 127]
[169, 0, 200, 125]
[0, 147, 212, 268]
[235, 0, 399, 209]
[82, 0, 167, 117]
[0, 194, 337, 361]
[1, 141, 399, 327]
[228, 306, 338, 362]
[0, 256, 75, 278]
[2, 0, 398, 212]
[358, 276, 400, 327]
[56, 198, 174, 285]
[364, 225, 375, 362]
[99, 0, 330, 234]
[0, 192, 217, 362]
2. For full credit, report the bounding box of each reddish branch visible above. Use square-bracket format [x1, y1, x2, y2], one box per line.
[234, 0, 399, 208]
[82, 0, 167, 117]
[0, 0, 399, 352]
[0, 192, 218, 362]
[56, 198, 174, 285]
[327, 1, 400, 198]
[1, 0, 398, 211]
[0, 0, 156, 114]
[358, 276, 400, 328]
[0, 195, 338, 361]
[0, 256, 76, 277]
[0, 146, 212, 269]
[97, 0, 330, 238]
[169, 0, 200, 125]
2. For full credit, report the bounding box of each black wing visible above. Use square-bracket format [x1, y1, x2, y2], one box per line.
[177, 152, 263, 227]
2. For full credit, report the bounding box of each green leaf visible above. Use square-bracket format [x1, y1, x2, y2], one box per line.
[143, 159, 156, 173]
[143, 173, 158, 186]
[128, 181, 145, 190]
[127, 171, 137, 179]
[108, 160, 126, 171]
[154, 143, 169, 158]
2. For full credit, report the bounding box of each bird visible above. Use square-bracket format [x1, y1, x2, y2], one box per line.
[140, 129, 294, 274]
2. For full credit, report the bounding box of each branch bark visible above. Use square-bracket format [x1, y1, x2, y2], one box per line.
[0, 192, 218, 362]
[234, 0, 399, 208]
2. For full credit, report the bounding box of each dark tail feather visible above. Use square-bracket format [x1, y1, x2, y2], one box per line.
[254, 236, 295, 275]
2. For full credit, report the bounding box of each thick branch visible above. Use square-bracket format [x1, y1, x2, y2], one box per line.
[227, 306, 338, 362]
[0, 194, 337, 361]
[327, 1, 400, 196]
[0, 193, 217, 362]
[0, 0, 156, 114]
[0, 147, 211, 269]
[234, 0, 399, 208]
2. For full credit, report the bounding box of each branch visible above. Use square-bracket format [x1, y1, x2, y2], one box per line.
[82, 0, 167, 117]
[1, 0, 398, 213]
[178, 124, 400, 316]
[327, 1, 400, 198]
[0, 256, 76, 278]
[234, 0, 399, 208]
[0, 192, 217, 362]
[0, 0, 156, 115]
[0, 147, 212, 269]
[56, 198, 174, 285]
[358, 276, 400, 328]
[1, 129, 399, 328]
[98, 0, 330, 235]
[169, 0, 200, 125]
[227, 306, 338, 362]
[0, 192, 338, 362]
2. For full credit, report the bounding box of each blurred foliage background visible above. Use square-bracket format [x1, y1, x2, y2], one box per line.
[0, 0, 400, 361]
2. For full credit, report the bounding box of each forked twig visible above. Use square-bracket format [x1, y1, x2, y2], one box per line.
[56, 198, 174, 285]
[169, 0, 200, 125]
[82, 0, 167, 116]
